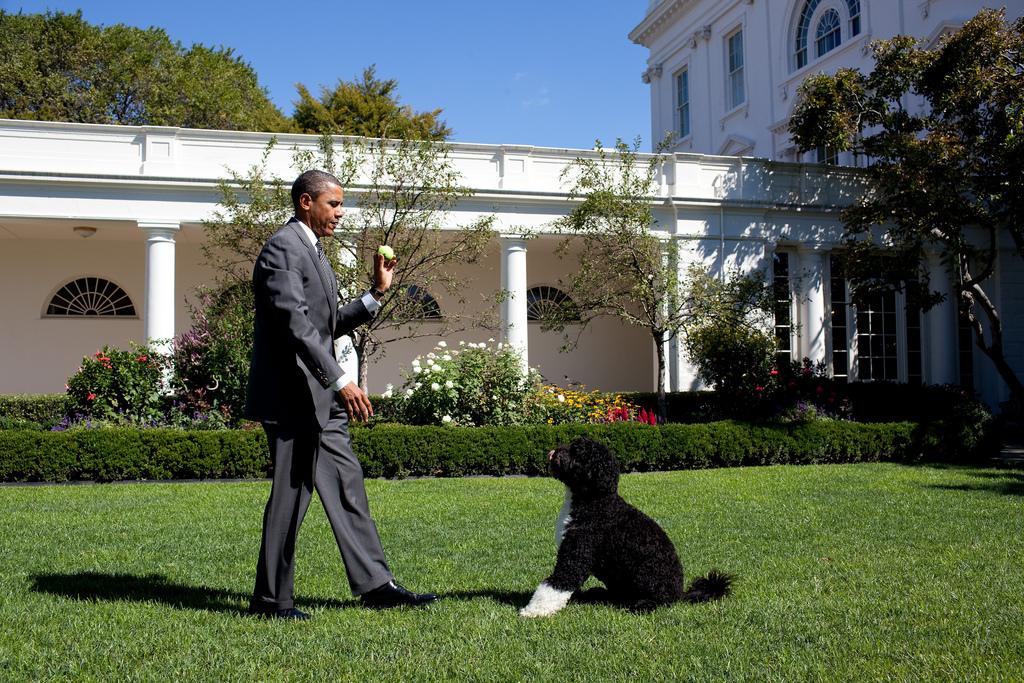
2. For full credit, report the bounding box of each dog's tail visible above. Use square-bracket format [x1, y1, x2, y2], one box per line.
[682, 569, 734, 603]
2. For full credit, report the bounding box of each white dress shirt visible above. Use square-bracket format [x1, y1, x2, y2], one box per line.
[295, 219, 379, 390]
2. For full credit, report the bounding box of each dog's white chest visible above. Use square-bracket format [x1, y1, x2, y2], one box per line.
[555, 487, 573, 549]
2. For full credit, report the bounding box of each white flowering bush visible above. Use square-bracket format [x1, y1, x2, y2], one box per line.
[395, 340, 542, 426]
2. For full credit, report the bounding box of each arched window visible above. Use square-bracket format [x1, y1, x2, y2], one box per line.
[794, 0, 860, 70]
[815, 9, 841, 57]
[526, 286, 579, 322]
[403, 285, 442, 320]
[45, 277, 136, 317]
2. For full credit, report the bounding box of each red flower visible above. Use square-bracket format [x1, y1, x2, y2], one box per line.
[136, 355, 148, 362]
[755, 386, 764, 392]
[770, 369, 779, 376]
[86, 393, 96, 401]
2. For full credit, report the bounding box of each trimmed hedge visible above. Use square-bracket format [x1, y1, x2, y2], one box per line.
[0, 421, 925, 483]
[0, 394, 71, 427]
[0, 428, 269, 482]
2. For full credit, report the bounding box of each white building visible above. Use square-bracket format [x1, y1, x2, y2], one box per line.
[1, 0, 1021, 408]
[631, 0, 1024, 161]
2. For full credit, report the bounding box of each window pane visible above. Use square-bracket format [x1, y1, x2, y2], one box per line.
[728, 31, 745, 107]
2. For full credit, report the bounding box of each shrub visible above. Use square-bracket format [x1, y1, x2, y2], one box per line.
[170, 283, 254, 425]
[395, 341, 542, 426]
[0, 420, 929, 482]
[684, 320, 777, 403]
[0, 427, 269, 482]
[0, 394, 71, 426]
[65, 343, 166, 425]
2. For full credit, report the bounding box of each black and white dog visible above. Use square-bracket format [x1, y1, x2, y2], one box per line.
[520, 437, 733, 617]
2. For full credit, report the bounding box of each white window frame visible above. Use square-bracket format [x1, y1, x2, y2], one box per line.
[791, 0, 864, 72]
[828, 260, 921, 383]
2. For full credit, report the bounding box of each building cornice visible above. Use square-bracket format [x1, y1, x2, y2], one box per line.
[629, 0, 693, 47]
[0, 119, 868, 230]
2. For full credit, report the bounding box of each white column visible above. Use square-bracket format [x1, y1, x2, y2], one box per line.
[500, 235, 529, 373]
[926, 251, 958, 385]
[796, 247, 828, 366]
[139, 221, 181, 354]
[659, 236, 674, 393]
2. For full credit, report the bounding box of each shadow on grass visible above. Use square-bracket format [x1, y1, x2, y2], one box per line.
[28, 571, 532, 613]
[29, 572, 254, 614]
[923, 468, 1024, 497]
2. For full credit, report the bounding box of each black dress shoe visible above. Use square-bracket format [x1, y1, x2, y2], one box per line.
[360, 580, 439, 608]
[248, 606, 311, 620]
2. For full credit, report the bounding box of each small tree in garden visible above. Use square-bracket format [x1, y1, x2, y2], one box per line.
[551, 138, 772, 420]
[681, 265, 776, 402]
[549, 138, 685, 420]
[194, 133, 496, 408]
[328, 135, 497, 389]
[788, 8, 1024, 408]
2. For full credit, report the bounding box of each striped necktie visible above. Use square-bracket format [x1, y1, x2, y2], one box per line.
[315, 239, 335, 296]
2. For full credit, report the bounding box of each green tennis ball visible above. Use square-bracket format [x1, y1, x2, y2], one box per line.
[377, 245, 395, 260]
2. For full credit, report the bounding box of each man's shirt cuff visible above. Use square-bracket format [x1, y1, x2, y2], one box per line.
[362, 290, 380, 313]
[329, 374, 350, 392]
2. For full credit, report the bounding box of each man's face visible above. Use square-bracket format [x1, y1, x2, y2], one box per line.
[300, 183, 344, 238]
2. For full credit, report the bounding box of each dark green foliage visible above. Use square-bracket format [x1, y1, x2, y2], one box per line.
[0, 428, 269, 482]
[65, 344, 166, 425]
[293, 65, 450, 140]
[789, 9, 1024, 403]
[0, 394, 71, 426]
[681, 264, 776, 402]
[170, 284, 255, 424]
[0, 421, 928, 482]
[0, 10, 292, 131]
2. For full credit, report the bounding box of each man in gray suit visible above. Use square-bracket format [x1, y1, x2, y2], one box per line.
[245, 169, 437, 620]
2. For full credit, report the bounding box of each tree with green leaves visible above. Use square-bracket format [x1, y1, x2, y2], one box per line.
[550, 138, 770, 418]
[197, 134, 494, 400]
[293, 65, 451, 140]
[681, 265, 775, 401]
[788, 8, 1024, 406]
[0, 10, 293, 132]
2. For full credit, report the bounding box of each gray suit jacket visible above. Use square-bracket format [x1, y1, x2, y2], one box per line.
[244, 218, 373, 430]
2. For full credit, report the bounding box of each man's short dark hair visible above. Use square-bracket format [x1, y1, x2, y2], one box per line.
[291, 170, 342, 210]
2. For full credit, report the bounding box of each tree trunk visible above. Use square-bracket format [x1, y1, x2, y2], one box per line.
[964, 286, 1024, 407]
[653, 331, 667, 423]
[353, 334, 369, 393]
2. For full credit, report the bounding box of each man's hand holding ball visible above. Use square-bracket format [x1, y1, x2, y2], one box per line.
[372, 245, 397, 300]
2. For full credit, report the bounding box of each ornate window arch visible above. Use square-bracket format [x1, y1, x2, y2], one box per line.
[526, 286, 579, 322]
[793, 0, 861, 70]
[44, 277, 136, 317]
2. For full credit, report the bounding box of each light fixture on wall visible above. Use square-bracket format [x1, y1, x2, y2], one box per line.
[72, 226, 97, 238]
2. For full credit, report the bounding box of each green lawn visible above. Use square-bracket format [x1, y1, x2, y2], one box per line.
[1, 463, 1021, 682]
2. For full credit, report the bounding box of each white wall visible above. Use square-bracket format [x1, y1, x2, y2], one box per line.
[633, 0, 1024, 159]
[0, 226, 213, 392]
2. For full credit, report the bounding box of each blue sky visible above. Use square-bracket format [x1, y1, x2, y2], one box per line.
[2, 0, 653, 150]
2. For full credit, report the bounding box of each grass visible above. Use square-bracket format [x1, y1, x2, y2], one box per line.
[0, 463, 1022, 682]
